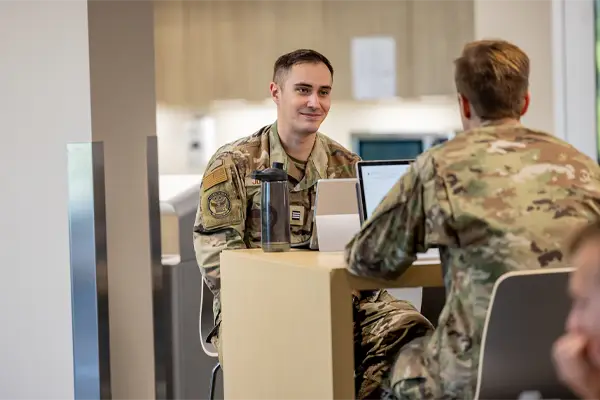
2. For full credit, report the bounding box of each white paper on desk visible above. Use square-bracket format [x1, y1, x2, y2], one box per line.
[418, 248, 440, 259]
[351, 36, 396, 100]
[316, 213, 361, 252]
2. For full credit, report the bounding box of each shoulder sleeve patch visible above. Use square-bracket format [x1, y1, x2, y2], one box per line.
[200, 161, 244, 232]
[206, 191, 233, 219]
[203, 165, 228, 190]
[201, 185, 243, 231]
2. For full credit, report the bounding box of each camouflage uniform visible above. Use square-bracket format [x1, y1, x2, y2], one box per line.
[345, 124, 600, 399]
[193, 122, 433, 399]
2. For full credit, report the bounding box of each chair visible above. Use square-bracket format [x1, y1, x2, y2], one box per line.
[474, 268, 577, 400]
[199, 278, 221, 400]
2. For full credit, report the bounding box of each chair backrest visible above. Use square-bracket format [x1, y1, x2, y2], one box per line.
[474, 268, 577, 400]
[199, 278, 218, 358]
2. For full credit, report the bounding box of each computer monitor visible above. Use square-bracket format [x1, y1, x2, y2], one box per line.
[356, 138, 423, 161]
[356, 159, 413, 223]
[355, 159, 441, 313]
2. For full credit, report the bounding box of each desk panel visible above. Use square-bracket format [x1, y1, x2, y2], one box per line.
[220, 249, 442, 400]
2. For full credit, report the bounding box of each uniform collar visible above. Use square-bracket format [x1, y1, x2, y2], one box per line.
[268, 121, 289, 170]
[269, 121, 328, 191]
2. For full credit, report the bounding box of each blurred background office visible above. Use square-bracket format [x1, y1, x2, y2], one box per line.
[156, 0, 596, 198]
[155, 1, 467, 199]
[1, 0, 597, 399]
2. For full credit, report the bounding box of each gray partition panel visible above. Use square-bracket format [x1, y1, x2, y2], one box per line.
[165, 260, 223, 400]
[67, 142, 111, 399]
[163, 183, 223, 399]
[147, 137, 172, 400]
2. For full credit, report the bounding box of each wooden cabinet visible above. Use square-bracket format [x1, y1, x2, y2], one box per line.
[153, 0, 474, 108]
[409, 0, 475, 96]
[320, 1, 412, 101]
[154, 0, 187, 106]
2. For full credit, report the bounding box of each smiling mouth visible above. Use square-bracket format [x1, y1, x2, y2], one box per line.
[300, 113, 322, 118]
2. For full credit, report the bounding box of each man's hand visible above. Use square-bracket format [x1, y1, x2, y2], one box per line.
[553, 333, 600, 399]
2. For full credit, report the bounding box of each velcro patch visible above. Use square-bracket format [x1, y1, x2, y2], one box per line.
[207, 191, 231, 219]
[206, 159, 223, 173]
[203, 166, 228, 190]
[290, 205, 305, 226]
[245, 176, 261, 186]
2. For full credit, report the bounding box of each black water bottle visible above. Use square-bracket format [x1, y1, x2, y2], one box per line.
[251, 162, 291, 252]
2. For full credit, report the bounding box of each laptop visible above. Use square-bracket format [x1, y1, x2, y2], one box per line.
[474, 268, 577, 400]
[313, 178, 361, 252]
[356, 159, 413, 224]
[355, 159, 439, 260]
[354, 159, 443, 314]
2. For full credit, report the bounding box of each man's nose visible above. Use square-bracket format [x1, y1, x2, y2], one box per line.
[306, 93, 319, 108]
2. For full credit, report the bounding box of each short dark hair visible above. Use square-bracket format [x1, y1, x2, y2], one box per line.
[567, 220, 600, 257]
[454, 39, 529, 120]
[272, 49, 334, 84]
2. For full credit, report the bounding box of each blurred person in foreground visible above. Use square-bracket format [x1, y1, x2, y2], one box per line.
[553, 221, 600, 399]
[193, 48, 431, 399]
[345, 39, 600, 399]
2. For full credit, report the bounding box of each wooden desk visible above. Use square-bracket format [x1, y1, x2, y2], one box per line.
[220, 249, 442, 400]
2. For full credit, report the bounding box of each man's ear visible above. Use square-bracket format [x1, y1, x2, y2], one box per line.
[521, 91, 531, 117]
[459, 93, 471, 119]
[269, 82, 280, 105]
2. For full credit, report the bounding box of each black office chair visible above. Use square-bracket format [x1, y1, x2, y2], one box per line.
[474, 268, 577, 400]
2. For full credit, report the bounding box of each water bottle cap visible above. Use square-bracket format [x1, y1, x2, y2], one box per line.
[251, 162, 288, 182]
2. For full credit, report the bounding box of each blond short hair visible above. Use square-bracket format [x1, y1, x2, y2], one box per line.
[454, 39, 529, 120]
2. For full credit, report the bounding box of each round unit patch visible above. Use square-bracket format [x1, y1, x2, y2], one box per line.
[208, 191, 231, 218]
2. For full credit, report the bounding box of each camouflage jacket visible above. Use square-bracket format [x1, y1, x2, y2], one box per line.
[193, 121, 360, 330]
[345, 124, 600, 398]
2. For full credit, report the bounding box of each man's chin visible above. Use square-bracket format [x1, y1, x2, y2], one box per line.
[296, 121, 322, 135]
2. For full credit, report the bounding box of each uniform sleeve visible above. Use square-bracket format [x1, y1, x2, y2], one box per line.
[345, 163, 426, 280]
[193, 155, 247, 322]
[350, 155, 362, 178]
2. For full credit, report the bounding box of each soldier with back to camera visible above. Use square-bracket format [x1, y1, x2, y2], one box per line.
[193, 49, 432, 399]
[345, 39, 600, 399]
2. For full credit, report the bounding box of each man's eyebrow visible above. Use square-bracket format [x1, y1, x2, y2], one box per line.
[294, 82, 332, 90]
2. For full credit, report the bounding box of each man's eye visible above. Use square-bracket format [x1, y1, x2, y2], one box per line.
[297, 88, 309, 94]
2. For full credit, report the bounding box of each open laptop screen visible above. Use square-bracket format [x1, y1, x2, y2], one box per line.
[357, 160, 412, 221]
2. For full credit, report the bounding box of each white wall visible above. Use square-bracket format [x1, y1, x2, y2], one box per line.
[0, 1, 92, 398]
[156, 106, 202, 175]
[554, 0, 597, 159]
